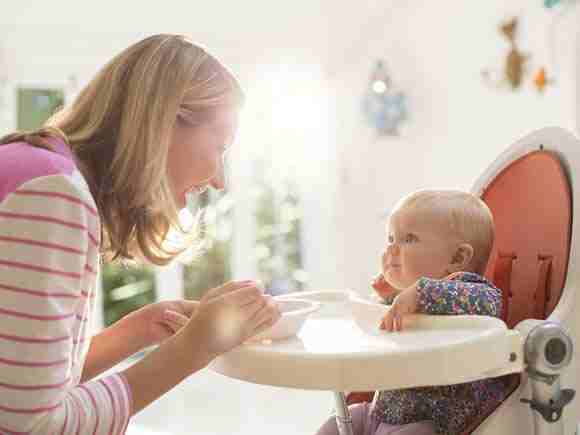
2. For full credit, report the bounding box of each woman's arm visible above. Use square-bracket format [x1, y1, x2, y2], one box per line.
[81, 299, 199, 383]
[0, 174, 131, 434]
[80, 316, 148, 383]
[121, 282, 280, 413]
[121, 323, 213, 414]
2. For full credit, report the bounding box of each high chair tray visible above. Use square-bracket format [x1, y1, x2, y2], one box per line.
[209, 291, 523, 391]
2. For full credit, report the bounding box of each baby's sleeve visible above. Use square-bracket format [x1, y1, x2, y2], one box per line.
[416, 278, 502, 317]
[0, 174, 131, 434]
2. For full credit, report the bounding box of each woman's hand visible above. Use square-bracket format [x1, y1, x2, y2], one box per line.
[121, 300, 200, 349]
[379, 283, 418, 332]
[180, 280, 281, 358]
[121, 280, 280, 415]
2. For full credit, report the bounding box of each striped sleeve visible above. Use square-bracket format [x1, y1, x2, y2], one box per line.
[0, 174, 131, 434]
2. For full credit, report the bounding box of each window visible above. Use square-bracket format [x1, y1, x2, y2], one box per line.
[182, 189, 234, 300]
[100, 263, 156, 326]
[253, 163, 306, 295]
[17, 88, 63, 130]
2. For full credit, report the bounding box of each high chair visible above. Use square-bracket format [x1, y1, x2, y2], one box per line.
[468, 125, 577, 434]
[348, 126, 579, 434]
[209, 126, 578, 435]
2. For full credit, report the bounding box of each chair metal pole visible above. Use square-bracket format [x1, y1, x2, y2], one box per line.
[333, 392, 354, 435]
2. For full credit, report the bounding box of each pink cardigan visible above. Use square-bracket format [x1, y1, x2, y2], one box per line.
[0, 139, 132, 434]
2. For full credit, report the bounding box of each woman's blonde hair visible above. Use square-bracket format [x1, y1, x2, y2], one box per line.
[0, 34, 244, 265]
[393, 189, 495, 274]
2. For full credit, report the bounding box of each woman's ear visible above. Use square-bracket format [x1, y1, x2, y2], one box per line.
[448, 243, 474, 273]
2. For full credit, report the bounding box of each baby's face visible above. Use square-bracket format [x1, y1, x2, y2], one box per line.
[382, 208, 458, 289]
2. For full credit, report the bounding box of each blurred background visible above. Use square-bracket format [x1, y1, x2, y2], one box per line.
[1, 0, 579, 433]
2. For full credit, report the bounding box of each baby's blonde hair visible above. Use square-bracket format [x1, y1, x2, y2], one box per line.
[393, 189, 495, 274]
[1, 34, 244, 265]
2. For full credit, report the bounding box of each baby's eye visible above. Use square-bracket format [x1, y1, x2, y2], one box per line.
[387, 235, 394, 245]
[403, 234, 417, 243]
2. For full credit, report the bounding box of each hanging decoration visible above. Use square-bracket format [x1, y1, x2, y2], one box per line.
[482, 17, 529, 91]
[533, 67, 550, 93]
[502, 18, 528, 89]
[483, 3, 578, 94]
[362, 60, 407, 136]
[543, 0, 577, 8]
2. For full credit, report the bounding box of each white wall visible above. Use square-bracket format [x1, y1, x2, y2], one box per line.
[1, 1, 578, 296]
[330, 0, 580, 295]
[2, 2, 580, 434]
[2, 1, 579, 295]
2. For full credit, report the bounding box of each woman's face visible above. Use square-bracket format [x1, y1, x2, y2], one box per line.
[168, 106, 239, 208]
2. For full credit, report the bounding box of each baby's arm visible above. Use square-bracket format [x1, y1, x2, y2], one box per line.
[416, 278, 502, 317]
[379, 277, 502, 331]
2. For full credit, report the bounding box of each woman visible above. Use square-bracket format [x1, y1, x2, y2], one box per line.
[0, 34, 280, 434]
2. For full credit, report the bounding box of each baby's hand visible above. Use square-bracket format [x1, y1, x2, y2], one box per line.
[371, 273, 399, 302]
[379, 284, 418, 332]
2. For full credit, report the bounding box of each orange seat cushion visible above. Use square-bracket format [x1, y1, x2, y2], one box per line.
[463, 150, 572, 434]
[482, 150, 571, 328]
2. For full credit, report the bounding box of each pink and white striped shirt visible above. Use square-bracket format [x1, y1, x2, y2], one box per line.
[0, 138, 132, 434]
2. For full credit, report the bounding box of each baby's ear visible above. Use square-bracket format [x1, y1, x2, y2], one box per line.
[450, 243, 474, 271]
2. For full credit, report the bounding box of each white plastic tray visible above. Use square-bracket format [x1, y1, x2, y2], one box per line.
[209, 291, 523, 391]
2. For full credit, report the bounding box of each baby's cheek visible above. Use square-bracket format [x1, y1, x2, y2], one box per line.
[402, 258, 424, 282]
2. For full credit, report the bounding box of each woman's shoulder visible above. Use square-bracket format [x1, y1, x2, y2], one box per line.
[0, 141, 77, 202]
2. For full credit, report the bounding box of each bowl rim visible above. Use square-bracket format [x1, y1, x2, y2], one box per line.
[276, 298, 321, 317]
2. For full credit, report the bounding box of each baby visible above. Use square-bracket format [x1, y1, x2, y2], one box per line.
[316, 189, 506, 435]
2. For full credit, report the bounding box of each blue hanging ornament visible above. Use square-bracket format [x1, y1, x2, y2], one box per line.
[362, 60, 407, 136]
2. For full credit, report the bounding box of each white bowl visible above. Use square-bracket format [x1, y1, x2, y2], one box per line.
[250, 298, 321, 342]
[276, 290, 352, 317]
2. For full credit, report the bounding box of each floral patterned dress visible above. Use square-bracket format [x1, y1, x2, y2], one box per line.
[372, 272, 507, 434]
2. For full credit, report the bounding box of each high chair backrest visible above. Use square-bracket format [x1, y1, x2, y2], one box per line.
[480, 150, 572, 327]
[467, 126, 580, 435]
